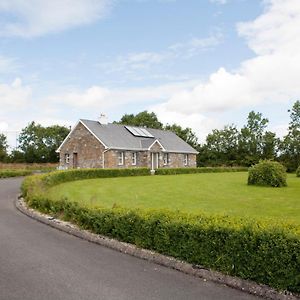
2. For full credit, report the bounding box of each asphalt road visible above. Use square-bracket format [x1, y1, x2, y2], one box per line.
[0, 178, 259, 300]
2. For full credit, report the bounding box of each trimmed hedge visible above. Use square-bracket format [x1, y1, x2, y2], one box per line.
[21, 168, 300, 293]
[156, 166, 248, 175]
[41, 168, 150, 188]
[248, 160, 287, 187]
[297, 166, 300, 177]
[0, 169, 33, 178]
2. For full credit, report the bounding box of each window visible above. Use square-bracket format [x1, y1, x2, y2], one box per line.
[64, 153, 70, 164]
[132, 152, 137, 165]
[163, 153, 169, 165]
[184, 154, 188, 166]
[118, 152, 124, 165]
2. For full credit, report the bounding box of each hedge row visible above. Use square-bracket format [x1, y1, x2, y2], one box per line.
[25, 193, 300, 293]
[0, 169, 33, 178]
[40, 168, 151, 188]
[21, 170, 300, 293]
[156, 166, 248, 175]
[297, 166, 300, 177]
[22, 166, 248, 189]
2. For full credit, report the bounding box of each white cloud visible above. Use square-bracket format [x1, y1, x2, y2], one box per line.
[158, 0, 300, 115]
[210, 0, 227, 4]
[99, 32, 223, 73]
[151, 103, 222, 142]
[0, 0, 113, 38]
[0, 54, 19, 73]
[0, 78, 31, 111]
[46, 80, 200, 110]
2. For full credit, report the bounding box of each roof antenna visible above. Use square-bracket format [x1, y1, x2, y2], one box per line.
[98, 113, 108, 125]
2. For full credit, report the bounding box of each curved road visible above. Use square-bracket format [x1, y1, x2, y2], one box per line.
[0, 178, 259, 300]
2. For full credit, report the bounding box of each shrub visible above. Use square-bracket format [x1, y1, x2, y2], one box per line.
[297, 166, 300, 177]
[21, 169, 300, 293]
[156, 166, 248, 175]
[25, 193, 300, 293]
[248, 160, 287, 187]
[0, 169, 33, 178]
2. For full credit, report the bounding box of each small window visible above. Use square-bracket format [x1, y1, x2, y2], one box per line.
[163, 153, 169, 165]
[132, 152, 137, 165]
[64, 153, 70, 164]
[184, 154, 188, 166]
[118, 152, 124, 165]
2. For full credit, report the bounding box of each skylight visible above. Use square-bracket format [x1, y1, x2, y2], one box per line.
[125, 126, 154, 138]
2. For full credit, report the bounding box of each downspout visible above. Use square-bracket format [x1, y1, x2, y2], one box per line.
[102, 148, 110, 169]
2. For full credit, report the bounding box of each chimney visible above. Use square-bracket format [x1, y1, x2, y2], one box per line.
[98, 113, 108, 125]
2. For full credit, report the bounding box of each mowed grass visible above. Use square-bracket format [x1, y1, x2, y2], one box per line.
[48, 172, 300, 224]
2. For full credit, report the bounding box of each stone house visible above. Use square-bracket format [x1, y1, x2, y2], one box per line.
[57, 119, 198, 170]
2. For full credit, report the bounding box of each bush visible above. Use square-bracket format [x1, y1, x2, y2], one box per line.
[26, 194, 300, 293]
[22, 169, 300, 293]
[297, 166, 300, 177]
[0, 169, 33, 178]
[156, 167, 248, 175]
[248, 160, 287, 187]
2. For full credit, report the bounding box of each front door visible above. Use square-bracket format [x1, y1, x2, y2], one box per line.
[73, 153, 78, 168]
[151, 152, 159, 170]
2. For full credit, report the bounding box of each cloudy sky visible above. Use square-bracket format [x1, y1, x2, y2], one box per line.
[0, 0, 299, 148]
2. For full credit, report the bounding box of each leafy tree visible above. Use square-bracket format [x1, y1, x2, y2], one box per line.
[116, 111, 163, 129]
[198, 125, 239, 166]
[8, 150, 25, 163]
[18, 122, 70, 163]
[164, 123, 198, 148]
[0, 133, 8, 162]
[261, 131, 279, 160]
[279, 100, 300, 171]
[238, 111, 269, 165]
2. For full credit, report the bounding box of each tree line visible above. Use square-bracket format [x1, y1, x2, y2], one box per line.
[0, 100, 299, 171]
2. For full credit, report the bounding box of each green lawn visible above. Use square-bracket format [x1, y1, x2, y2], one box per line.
[48, 172, 300, 224]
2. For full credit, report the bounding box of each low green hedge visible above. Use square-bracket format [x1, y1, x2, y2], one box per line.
[21, 168, 300, 293]
[297, 166, 300, 177]
[0, 169, 33, 178]
[41, 168, 150, 188]
[156, 166, 248, 175]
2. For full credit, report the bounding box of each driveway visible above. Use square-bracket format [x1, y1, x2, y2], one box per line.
[0, 177, 259, 300]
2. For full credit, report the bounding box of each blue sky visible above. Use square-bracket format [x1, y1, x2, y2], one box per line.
[0, 0, 300, 148]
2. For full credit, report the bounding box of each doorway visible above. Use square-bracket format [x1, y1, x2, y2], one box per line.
[151, 152, 159, 170]
[73, 153, 78, 169]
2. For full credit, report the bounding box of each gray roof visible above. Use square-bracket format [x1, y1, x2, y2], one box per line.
[79, 119, 198, 154]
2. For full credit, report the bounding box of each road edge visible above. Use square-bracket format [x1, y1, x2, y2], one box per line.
[15, 197, 299, 300]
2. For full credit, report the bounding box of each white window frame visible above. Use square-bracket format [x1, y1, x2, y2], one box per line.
[184, 154, 188, 166]
[118, 151, 124, 165]
[132, 152, 137, 165]
[65, 153, 70, 164]
[163, 153, 169, 165]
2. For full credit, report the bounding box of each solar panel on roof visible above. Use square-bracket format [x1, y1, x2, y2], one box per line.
[125, 126, 154, 138]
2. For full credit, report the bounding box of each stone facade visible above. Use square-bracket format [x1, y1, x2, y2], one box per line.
[59, 122, 197, 169]
[59, 122, 105, 169]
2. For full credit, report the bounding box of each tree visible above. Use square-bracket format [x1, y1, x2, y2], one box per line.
[199, 125, 239, 166]
[261, 131, 279, 160]
[0, 133, 8, 162]
[279, 100, 300, 171]
[164, 124, 198, 149]
[18, 122, 70, 163]
[238, 111, 269, 165]
[116, 111, 163, 129]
